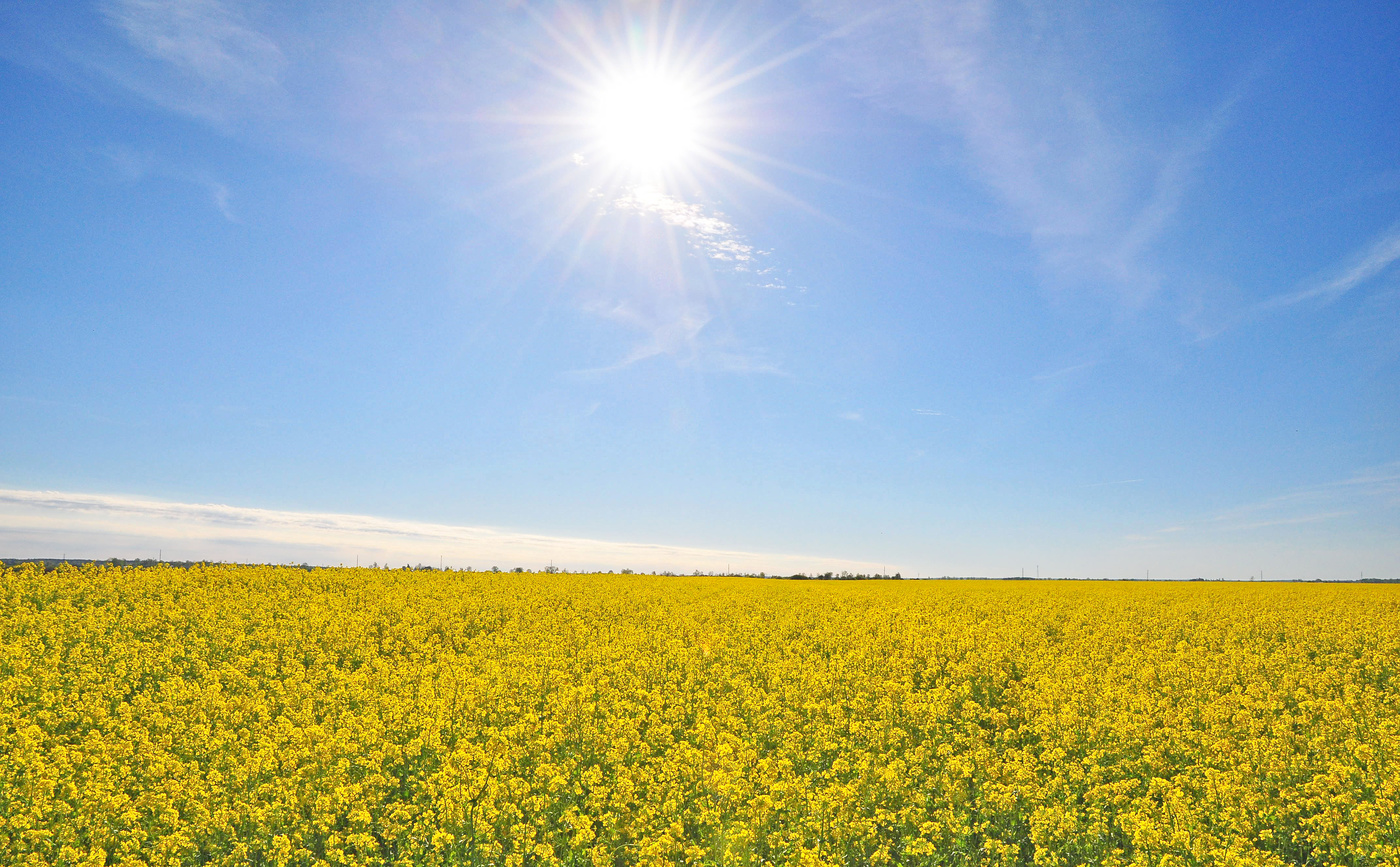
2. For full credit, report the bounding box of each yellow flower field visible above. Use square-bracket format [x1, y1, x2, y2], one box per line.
[1, 563, 1397, 867]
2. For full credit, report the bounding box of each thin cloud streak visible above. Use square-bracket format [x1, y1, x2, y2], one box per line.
[1260, 221, 1400, 311]
[102, 0, 285, 93]
[1205, 468, 1400, 531]
[98, 143, 239, 221]
[572, 302, 713, 371]
[0, 488, 880, 574]
[606, 185, 761, 268]
[1143, 462, 1400, 538]
[568, 185, 785, 374]
[1033, 361, 1098, 382]
[1231, 511, 1356, 531]
[805, 0, 1243, 306]
[1098, 464, 1400, 580]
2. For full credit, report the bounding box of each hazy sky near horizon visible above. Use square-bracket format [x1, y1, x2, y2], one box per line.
[1, 0, 1397, 578]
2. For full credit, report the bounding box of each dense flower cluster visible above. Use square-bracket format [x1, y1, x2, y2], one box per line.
[2, 563, 1397, 866]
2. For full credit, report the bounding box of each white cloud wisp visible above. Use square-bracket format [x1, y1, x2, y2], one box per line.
[0, 488, 881, 575]
[103, 0, 285, 93]
[606, 186, 760, 268]
[1261, 221, 1400, 311]
[805, 0, 1238, 307]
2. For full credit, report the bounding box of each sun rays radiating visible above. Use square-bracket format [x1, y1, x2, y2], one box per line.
[457, 2, 843, 369]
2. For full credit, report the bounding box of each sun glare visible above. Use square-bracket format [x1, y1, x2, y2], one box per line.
[590, 73, 701, 174]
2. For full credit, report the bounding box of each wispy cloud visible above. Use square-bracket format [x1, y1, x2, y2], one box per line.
[806, 0, 1241, 306]
[0, 488, 883, 575]
[684, 349, 787, 376]
[606, 186, 762, 269]
[1032, 360, 1099, 382]
[573, 185, 784, 373]
[102, 0, 284, 94]
[575, 300, 713, 371]
[1260, 221, 1400, 311]
[1095, 464, 1400, 579]
[1228, 511, 1356, 531]
[98, 142, 238, 221]
[1145, 462, 1400, 538]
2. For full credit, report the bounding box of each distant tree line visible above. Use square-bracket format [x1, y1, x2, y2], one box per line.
[4, 559, 1392, 582]
[767, 571, 903, 580]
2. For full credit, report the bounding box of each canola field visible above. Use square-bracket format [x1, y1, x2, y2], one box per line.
[2, 563, 1398, 867]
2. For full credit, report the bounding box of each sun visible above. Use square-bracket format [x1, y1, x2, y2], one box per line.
[588, 71, 702, 175]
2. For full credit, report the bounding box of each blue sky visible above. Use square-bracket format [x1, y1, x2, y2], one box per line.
[1, 0, 1397, 578]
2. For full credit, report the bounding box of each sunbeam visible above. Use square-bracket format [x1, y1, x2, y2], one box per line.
[439, 2, 862, 377]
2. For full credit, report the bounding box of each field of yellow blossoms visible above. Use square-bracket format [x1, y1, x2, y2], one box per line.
[2, 563, 1397, 867]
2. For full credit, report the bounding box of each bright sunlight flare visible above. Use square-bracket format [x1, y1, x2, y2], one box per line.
[589, 72, 701, 174]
